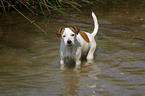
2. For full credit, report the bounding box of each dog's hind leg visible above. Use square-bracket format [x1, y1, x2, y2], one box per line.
[86, 43, 96, 63]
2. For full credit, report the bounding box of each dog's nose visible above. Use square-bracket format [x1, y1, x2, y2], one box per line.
[67, 40, 72, 44]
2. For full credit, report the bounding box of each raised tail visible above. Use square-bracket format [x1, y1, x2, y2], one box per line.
[91, 11, 99, 37]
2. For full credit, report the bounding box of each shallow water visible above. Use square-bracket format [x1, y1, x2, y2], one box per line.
[0, 1, 145, 96]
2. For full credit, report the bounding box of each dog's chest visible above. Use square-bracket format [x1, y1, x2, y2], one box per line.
[62, 47, 76, 58]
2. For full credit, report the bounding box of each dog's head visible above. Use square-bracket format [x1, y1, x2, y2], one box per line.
[56, 26, 80, 47]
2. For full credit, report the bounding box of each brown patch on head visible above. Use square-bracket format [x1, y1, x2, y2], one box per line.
[80, 32, 90, 43]
[56, 28, 65, 37]
[70, 26, 80, 35]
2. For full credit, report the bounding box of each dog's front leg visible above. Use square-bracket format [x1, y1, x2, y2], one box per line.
[60, 59, 65, 70]
[60, 51, 65, 70]
[75, 48, 82, 69]
[60, 59, 64, 65]
[76, 59, 81, 68]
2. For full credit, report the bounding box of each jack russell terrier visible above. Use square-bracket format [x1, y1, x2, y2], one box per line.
[56, 12, 99, 69]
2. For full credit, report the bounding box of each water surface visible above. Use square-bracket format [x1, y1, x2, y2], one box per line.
[0, 1, 145, 96]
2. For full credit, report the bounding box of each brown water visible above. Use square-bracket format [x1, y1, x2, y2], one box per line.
[0, 1, 145, 96]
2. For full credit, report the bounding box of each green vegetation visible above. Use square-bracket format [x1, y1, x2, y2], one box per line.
[1, 0, 129, 16]
[0, 0, 130, 35]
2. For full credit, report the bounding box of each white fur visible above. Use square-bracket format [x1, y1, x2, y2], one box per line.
[59, 12, 99, 69]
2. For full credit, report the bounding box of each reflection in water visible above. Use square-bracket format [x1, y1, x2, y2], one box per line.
[0, 1, 145, 96]
[61, 62, 100, 96]
[61, 70, 80, 96]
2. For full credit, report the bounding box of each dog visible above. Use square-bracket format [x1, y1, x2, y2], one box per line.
[56, 12, 99, 69]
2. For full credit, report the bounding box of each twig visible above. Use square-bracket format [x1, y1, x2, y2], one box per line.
[19, 1, 35, 14]
[1, 0, 7, 15]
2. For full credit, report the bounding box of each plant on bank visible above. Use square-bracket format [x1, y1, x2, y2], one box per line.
[0, 0, 128, 15]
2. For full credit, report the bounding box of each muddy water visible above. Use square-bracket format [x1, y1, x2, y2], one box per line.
[0, 1, 145, 96]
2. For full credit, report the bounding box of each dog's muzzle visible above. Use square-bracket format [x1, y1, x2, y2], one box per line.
[67, 40, 73, 47]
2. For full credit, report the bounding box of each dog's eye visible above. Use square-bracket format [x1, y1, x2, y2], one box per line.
[63, 35, 66, 37]
[71, 34, 75, 36]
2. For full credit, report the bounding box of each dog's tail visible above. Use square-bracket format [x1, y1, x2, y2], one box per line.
[91, 11, 99, 37]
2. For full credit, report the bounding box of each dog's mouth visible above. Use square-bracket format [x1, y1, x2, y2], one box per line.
[67, 43, 73, 47]
[66, 40, 73, 47]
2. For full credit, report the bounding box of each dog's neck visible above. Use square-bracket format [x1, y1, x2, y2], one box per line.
[60, 39, 80, 58]
[64, 44, 76, 53]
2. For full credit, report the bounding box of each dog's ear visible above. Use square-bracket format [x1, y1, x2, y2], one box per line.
[70, 26, 80, 34]
[56, 28, 64, 37]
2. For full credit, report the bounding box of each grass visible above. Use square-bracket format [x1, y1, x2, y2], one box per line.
[0, 0, 130, 35]
[0, 0, 129, 16]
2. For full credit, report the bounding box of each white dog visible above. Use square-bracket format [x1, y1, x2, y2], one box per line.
[56, 12, 99, 69]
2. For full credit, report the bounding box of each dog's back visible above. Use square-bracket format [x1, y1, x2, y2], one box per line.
[76, 12, 99, 55]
